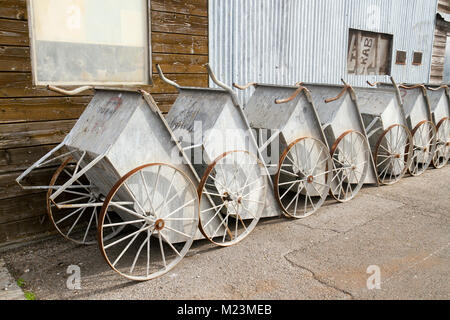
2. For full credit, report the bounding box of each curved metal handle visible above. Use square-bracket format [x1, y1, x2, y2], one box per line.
[275, 86, 310, 104]
[367, 81, 379, 87]
[232, 82, 256, 90]
[398, 83, 426, 90]
[205, 63, 240, 107]
[47, 85, 93, 96]
[324, 79, 356, 103]
[156, 64, 180, 90]
[427, 85, 448, 91]
[399, 83, 428, 96]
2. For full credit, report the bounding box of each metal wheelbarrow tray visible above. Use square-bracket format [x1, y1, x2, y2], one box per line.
[353, 80, 413, 185]
[303, 82, 379, 202]
[233, 82, 332, 218]
[426, 85, 450, 168]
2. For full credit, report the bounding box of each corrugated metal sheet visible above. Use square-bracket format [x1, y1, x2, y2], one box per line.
[209, 0, 439, 103]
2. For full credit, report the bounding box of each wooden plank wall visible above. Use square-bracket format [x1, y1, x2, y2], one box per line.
[0, 0, 208, 245]
[430, 0, 450, 84]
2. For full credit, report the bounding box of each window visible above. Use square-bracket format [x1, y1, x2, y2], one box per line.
[347, 29, 393, 75]
[412, 51, 423, 65]
[27, 0, 151, 86]
[395, 50, 407, 65]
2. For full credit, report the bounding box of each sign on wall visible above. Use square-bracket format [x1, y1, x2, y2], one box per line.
[28, 0, 151, 86]
[347, 29, 393, 75]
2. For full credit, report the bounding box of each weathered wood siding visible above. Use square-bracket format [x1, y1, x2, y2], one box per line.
[0, 0, 208, 245]
[430, 0, 450, 84]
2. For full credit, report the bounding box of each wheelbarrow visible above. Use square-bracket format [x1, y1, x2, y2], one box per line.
[426, 85, 449, 168]
[396, 84, 436, 176]
[157, 64, 276, 247]
[353, 78, 413, 185]
[302, 81, 378, 202]
[232, 82, 332, 218]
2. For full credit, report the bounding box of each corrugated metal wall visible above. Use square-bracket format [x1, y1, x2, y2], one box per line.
[209, 0, 439, 103]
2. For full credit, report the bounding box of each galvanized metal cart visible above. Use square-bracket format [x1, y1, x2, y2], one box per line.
[354, 79, 413, 185]
[17, 87, 204, 280]
[157, 65, 276, 246]
[303, 82, 378, 202]
[232, 82, 332, 218]
[397, 84, 437, 176]
[426, 85, 449, 168]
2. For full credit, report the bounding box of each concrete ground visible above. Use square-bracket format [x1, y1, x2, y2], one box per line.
[1, 166, 449, 300]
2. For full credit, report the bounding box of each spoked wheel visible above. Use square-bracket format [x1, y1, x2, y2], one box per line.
[374, 124, 413, 185]
[407, 120, 436, 176]
[197, 150, 266, 247]
[329, 130, 370, 202]
[432, 117, 450, 169]
[47, 157, 124, 245]
[274, 137, 332, 218]
[99, 163, 199, 281]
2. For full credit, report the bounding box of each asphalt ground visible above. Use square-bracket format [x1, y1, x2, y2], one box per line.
[1, 165, 449, 300]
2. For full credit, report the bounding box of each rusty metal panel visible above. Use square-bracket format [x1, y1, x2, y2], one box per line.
[209, 0, 438, 104]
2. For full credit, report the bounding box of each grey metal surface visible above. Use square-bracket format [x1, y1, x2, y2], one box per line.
[166, 87, 280, 218]
[427, 89, 450, 124]
[304, 83, 379, 185]
[209, 0, 438, 104]
[398, 87, 432, 128]
[354, 86, 408, 135]
[244, 84, 328, 164]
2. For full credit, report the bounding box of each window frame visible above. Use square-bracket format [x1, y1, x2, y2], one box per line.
[395, 50, 407, 65]
[412, 51, 423, 66]
[26, 0, 152, 87]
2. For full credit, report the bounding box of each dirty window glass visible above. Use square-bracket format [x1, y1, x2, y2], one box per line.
[28, 0, 151, 86]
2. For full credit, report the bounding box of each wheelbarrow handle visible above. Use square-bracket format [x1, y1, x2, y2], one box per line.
[366, 80, 380, 87]
[275, 86, 311, 104]
[156, 64, 180, 89]
[426, 85, 448, 91]
[47, 85, 93, 95]
[398, 83, 425, 90]
[232, 82, 257, 90]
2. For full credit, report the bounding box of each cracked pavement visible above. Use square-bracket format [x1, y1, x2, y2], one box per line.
[1, 166, 449, 300]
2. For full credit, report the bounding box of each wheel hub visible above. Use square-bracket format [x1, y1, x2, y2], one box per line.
[307, 175, 314, 183]
[394, 153, 401, 159]
[155, 219, 165, 231]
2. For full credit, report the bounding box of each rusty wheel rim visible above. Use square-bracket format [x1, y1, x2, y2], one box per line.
[374, 124, 413, 185]
[274, 137, 332, 218]
[197, 150, 266, 247]
[407, 120, 436, 176]
[329, 130, 370, 202]
[432, 117, 450, 169]
[47, 157, 123, 245]
[98, 163, 199, 281]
